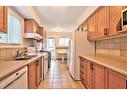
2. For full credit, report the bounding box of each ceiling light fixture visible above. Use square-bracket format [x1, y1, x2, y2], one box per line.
[52, 26, 64, 32]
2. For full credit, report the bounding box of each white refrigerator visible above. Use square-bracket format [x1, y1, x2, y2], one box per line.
[67, 30, 95, 80]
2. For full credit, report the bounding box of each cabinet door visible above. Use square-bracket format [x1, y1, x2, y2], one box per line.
[109, 6, 122, 36]
[97, 7, 107, 38]
[38, 27, 43, 36]
[87, 12, 97, 41]
[28, 62, 37, 89]
[25, 19, 38, 33]
[36, 58, 42, 86]
[86, 61, 93, 88]
[0, 6, 7, 32]
[105, 69, 127, 89]
[80, 57, 87, 86]
[93, 64, 105, 89]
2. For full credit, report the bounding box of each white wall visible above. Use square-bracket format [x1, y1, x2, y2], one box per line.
[46, 32, 72, 47]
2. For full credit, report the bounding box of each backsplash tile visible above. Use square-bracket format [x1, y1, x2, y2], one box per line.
[0, 48, 25, 60]
[96, 37, 127, 56]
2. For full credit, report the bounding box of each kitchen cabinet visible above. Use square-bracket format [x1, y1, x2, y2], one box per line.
[87, 12, 97, 41]
[28, 58, 42, 89]
[86, 61, 93, 88]
[109, 6, 123, 36]
[28, 61, 37, 89]
[25, 19, 39, 33]
[93, 63, 105, 89]
[38, 26, 43, 37]
[80, 57, 87, 86]
[80, 57, 93, 88]
[0, 6, 7, 32]
[105, 69, 127, 89]
[97, 7, 109, 38]
[80, 56, 127, 89]
[82, 20, 88, 31]
[36, 58, 42, 86]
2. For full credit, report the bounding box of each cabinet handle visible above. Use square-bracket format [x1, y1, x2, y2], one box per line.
[90, 63, 93, 70]
[16, 72, 19, 75]
[81, 65, 84, 68]
[80, 70, 84, 74]
[104, 28, 109, 36]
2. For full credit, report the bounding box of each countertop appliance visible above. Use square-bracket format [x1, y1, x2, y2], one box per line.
[67, 30, 95, 80]
[0, 66, 28, 89]
[27, 47, 37, 56]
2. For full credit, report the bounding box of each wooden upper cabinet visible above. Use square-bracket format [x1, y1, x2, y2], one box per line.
[87, 12, 97, 41]
[38, 27, 43, 37]
[105, 69, 127, 89]
[93, 64, 105, 89]
[97, 7, 109, 38]
[25, 19, 39, 33]
[109, 6, 123, 36]
[0, 6, 7, 32]
[82, 20, 88, 31]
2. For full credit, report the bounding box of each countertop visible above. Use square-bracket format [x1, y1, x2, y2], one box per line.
[80, 54, 127, 76]
[0, 53, 44, 81]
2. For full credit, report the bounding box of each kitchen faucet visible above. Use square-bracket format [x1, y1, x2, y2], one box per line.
[16, 49, 28, 57]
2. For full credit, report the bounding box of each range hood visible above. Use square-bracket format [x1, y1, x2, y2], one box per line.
[24, 33, 43, 40]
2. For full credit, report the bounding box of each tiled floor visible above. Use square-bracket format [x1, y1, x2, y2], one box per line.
[38, 60, 85, 89]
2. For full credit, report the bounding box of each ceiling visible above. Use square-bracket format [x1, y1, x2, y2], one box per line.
[33, 6, 88, 32]
[12, 6, 99, 32]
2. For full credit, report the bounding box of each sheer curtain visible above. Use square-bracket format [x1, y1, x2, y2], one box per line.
[8, 8, 22, 44]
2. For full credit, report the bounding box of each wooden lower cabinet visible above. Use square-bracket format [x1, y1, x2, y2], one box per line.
[80, 57, 93, 88]
[28, 61, 37, 89]
[80, 57, 127, 89]
[28, 58, 42, 89]
[80, 57, 87, 86]
[93, 64, 105, 89]
[86, 61, 93, 88]
[105, 69, 127, 89]
[36, 58, 42, 86]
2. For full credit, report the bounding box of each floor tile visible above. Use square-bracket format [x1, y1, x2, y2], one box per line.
[43, 82, 53, 89]
[62, 83, 71, 89]
[38, 60, 85, 89]
[37, 81, 44, 89]
[53, 83, 62, 88]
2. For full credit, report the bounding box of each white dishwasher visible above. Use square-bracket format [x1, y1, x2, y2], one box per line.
[41, 52, 49, 80]
[0, 66, 28, 89]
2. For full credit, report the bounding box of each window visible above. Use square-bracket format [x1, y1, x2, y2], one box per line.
[7, 8, 23, 44]
[59, 38, 70, 46]
[0, 8, 23, 44]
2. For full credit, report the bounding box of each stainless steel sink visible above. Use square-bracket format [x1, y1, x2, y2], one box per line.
[12, 55, 37, 61]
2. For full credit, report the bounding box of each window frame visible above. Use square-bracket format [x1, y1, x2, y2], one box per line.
[59, 37, 70, 47]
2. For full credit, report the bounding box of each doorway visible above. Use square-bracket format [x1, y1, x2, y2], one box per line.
[46, 38, 56, 59]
